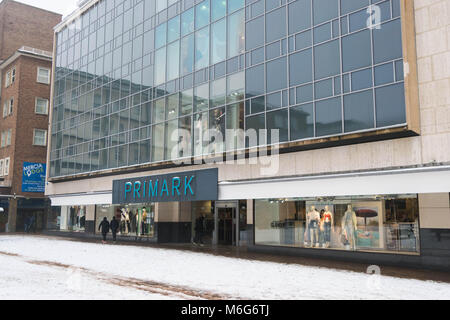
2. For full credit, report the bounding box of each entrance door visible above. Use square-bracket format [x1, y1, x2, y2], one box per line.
[214, 202, 239, 246]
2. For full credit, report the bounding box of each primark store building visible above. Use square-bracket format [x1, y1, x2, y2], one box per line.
[46, 0, 450, 270]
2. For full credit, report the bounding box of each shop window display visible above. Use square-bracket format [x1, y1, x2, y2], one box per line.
[255, 195, 419, 254]
[95, 204, 155, 238]
[59, 206, 86, 232]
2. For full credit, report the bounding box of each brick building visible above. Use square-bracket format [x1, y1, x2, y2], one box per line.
[0, 1, 61, 232]
[0, 0, 61, 62]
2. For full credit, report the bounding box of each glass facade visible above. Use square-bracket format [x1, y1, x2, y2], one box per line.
[50, 0, 406, 178]
[254, 195, 420, 254]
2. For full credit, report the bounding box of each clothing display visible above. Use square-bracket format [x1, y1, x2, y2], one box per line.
[306, 208, 320, 247]
[342, 207, 357, 250]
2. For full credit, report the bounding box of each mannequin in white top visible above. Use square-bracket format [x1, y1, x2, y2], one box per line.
[306, 206, 320, 247]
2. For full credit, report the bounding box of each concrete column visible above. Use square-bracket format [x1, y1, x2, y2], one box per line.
[7, 198, 17, 233]
[419, 193, 450, 229]
[85, 205, 96, 233]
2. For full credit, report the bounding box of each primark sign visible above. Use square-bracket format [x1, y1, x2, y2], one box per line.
[112, 168, 218, 204]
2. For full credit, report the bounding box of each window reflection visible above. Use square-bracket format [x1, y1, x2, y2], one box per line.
[255, 195, 420, 253]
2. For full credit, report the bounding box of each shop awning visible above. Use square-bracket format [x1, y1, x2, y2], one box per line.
[50, 192, 112, 206]
[218, 165, 450, 200]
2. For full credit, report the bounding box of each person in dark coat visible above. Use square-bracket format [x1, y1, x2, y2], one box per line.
[194, 214, 205, 245]
[110, 216, 119, 243]
[98, 217, 110, 244]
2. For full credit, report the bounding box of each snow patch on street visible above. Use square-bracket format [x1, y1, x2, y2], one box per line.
[0, 235, 449, 300]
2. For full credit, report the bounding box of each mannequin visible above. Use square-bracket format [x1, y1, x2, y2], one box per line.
[141, 207, 148, 236]
[134, 208, 139, 235]
[306, 206, 320, 247]
[125, 209, 131, 235]
[323, 205, 334, 248]
[120, 209, 127, 234]
[342, 204, 357, 250]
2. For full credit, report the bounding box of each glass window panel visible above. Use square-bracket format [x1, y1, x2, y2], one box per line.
[194, 83, 209, 112]
[167, 40, 180, 81]
[194, 111, 208, 155]
[392, 0, 401, 18]
[267, 92, 282, 110]
[295, 30, 312, 51]
[181, 8, 194, 36]
[266, 57, 287, 93]
[314, 39, 340, 80]
[349, 8, 369, 33]
[334, 76, 341, 95]
[290, 103, 314, 140]
[341, 0, 369, 15]
[395, 60, 404, 81]
[167, 94, 179, 120]
[246, 64, 265, 98]
[178, 116, 192, 157]
[374, 62, 394, 86]
[227, 71, 245, 103]
[251, 96, 266, 114]
[266, 42, 280, 60]
[266, 7, 286, 43]
[373, 19, 403, 64]
[153, 98, 166, 123]
[152, 123, 165, 161]
[245, 16, 264, 51]
[296, 84, 313, 104]
[211, 19, 227, 64]
[228, 9, 245, 58]
[155, 23, 167, 49]
[181, 89, 194, 115]
[246, 113, 265, 147]
[154, 47, 166, 85]
[315, 97, 342, 136]
[342, 29, 371, 73]
[228, 0, 244, 13]
[139, 139, 150, 164]
[289, 0, 312, 34]
[210, 78, 227, 108]
[376, 83, 406, 127]
[314, 22, 331, 43]
[344, 89, 374, 132]
[313, 0, 338, 25]
[166, 119, 178, 160]
[267, 109, 289, 143]
[212, 0, 226, 21]
[195, 27, 210, 70]
[180, 34, 195, 75]
[226, 102, 245, 150]
[156, 0, 167, 13]
[351, 68, 372, 91]
[315, 78, 333, 99]
[168, 16, 180, 43]
[196, 0, 210, 30]
[209, 107, 225, 153]
[251, 47, 265, 65]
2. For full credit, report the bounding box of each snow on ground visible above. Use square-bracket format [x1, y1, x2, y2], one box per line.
[0, 253, 171, 300]
[0, 235, 450, 300]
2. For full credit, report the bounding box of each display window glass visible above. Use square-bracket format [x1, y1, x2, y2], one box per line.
[58, 206, 86, 232]
[95, 203, 156, 238]
[254, 195, 420, 254]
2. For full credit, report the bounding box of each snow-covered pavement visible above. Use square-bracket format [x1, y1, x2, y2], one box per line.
[1, 235, 449, 300]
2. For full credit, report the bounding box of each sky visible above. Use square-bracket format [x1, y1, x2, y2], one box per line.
[12, 0, 79, 17]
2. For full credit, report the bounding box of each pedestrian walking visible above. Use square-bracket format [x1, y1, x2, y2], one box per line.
[98, 217, 110, 244]
[194, 214, 205, 245]
[110, 216, 119, 243]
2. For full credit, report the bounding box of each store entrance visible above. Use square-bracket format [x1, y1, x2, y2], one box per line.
[214, 201, 239, 246]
